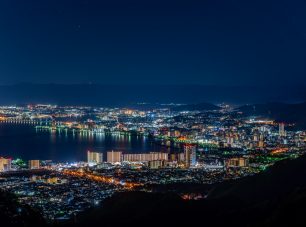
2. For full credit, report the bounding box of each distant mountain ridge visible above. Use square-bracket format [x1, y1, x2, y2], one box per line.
[0, 84, 305, 106]
[171, 102, 220, 111]
[238, 102, 306, 129]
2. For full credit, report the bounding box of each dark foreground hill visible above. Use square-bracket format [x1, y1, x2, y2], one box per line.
[238, 102, 306, 129]
[60, 154, 306, 227]
[3, 154, 306, 226]
[0, 190, 46, 227]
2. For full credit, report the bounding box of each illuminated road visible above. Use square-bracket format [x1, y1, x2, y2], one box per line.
[62, 169, 143, 189]
[271, 148, 289, 154]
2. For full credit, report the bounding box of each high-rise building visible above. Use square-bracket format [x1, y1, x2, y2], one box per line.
[279, 123, 286, 137]
[258, 140, 264, 148]
[226, 136, 234, 147]
[87, 151, 103, 164]
[184, 145, 196, 168]
[107, 151, 122, 163]
[29, 160, 40, 169]
[170, 154, 177, 162]
[0, 158, 11, 172]
[177, 153, 185, 162]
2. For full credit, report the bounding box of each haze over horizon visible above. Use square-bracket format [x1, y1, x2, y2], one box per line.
[0, 83, 305, 106]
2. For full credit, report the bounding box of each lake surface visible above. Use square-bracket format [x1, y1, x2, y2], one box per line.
[0, 124, 171, 162]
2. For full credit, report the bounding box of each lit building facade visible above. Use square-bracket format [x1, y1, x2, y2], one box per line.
[107, 151, 122, 163]
[0, 158, 11, 172]
[279, 123, 286, 137]
[184, 145, 196, 168]
[122, 152, 168, 162]
[87, 151, 103, 164]
[226, 157, 249, 168]
[29, 160, 40, 169]
[148, 160, 165, 169]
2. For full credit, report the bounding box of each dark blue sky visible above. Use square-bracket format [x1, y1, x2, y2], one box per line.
[0, 0, 306, 85]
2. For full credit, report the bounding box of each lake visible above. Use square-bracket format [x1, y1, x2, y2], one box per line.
[0, 123, 171, 162]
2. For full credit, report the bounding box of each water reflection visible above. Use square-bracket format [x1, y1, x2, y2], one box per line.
[0, 124, 172, 162]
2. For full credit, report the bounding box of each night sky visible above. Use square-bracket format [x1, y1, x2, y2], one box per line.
[0, 0, 306, 85]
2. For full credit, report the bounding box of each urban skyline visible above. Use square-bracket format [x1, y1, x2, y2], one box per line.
[0, 102, 305, 226]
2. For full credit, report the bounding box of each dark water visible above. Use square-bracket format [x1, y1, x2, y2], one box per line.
[0, 124, 170, 162]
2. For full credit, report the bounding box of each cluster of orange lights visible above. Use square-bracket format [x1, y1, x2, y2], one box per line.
[0, 116, 8, 121]
[271, 148, 289, 154]
[62, 170, 143, 189]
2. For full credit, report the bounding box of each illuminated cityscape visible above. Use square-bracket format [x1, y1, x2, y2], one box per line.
[1, 0, 306, 226]
[0, 103, 305, 224]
